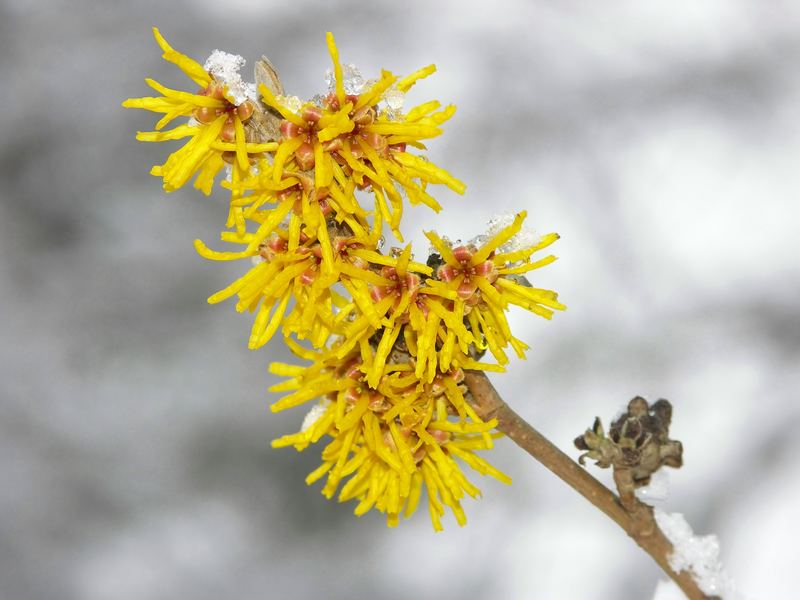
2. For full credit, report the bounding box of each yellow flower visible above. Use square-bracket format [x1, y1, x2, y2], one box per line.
[193, 213, 427, 350]
[125, 28, 567, 531]
[221, 161, 374, 256]
[194, 211, 336, 349]
[322, 244, 465, 387]
[122, 27, 277, 194]
[269, 343, 510, 530]
[253, 32, 465, 240]
[425, 211, 566, 366]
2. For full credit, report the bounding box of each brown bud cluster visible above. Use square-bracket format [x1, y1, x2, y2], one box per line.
[574, 397, 683, 489]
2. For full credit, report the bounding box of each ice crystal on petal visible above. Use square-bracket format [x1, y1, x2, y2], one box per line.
[243, 81, 258, 103]
[382, 85, 405, 119]
[276, 94, 303, 114]
[486, 213, 516, 236]
[204, 50, 252, 105]
[384, 87, 405, 110]
[204, 49, 245, 79]
[301, 400, 331, 432]
[429, 235, 452, 257]
[224, 161, 258, 183]
[501, 226, 539, 254]
[325, 63, 364, 94]
[486, 212, 540, 257]
[467, 234, 488, 248]
[343, 65, 365, 94]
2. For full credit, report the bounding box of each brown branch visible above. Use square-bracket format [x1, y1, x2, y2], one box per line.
[464, 370, 716, 600]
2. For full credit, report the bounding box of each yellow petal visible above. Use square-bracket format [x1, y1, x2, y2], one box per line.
[396, 64, 436, 92]
[325, 32, 345, 105]
[152, 27, 211, 87]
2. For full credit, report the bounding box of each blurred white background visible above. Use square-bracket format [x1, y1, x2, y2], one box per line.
[1, 1, 798, 598]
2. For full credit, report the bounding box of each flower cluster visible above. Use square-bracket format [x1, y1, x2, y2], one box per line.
[269, 343, 508, 530]
[124, 28, 565, 529]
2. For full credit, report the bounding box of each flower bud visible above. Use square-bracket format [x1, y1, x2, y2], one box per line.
[236, 100, 254, 122]
[294, 142, 315, 170]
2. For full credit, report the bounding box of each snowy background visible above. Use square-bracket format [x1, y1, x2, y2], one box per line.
[2, 1, 799, 598]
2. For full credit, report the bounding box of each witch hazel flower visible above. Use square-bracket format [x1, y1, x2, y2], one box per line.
[124, 29, 564, 531]
[123, 28, 275, 194]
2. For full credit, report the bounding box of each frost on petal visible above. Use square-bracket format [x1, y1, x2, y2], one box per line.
[383, 86, 405, 111]
[381, 85, 406, 120]
[486, 212, 540, 257]
[466, 234, 488, 248]
[276, 94, 303, 114]
[301, 399, 331, 432]
[654, 509, 735, 598]
[325, 63, 364, 95]
[486, 212, 515, 234]
[428, 234, 451, 258]
[204, 50, 252, 105]
[243, 81, 258, 103]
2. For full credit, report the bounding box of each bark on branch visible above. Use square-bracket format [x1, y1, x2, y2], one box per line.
[464, 370, 716, 600]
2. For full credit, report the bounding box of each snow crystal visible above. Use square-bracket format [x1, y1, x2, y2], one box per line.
[325, 63, 365, 95]
[276, 94, 303, 114]
[635, 468, 671, 506]
[486, 213, 516, 236]
[485, 212, 540, 257]
[224, 162, 259, 183]
[243, 82, 257, 103]
[301, 400, 331, 432]
[428, 235, 454, 258]
[654, 509, 734, 597]
[428, 213, 544, 262]
[204, 50, 256, 105]
[466, 234, 489, 248]
[382, 85, 405, 119]
[383, 86, 405, 111]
